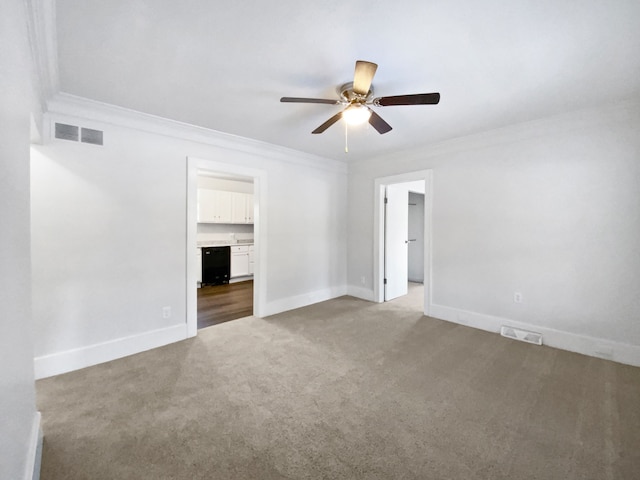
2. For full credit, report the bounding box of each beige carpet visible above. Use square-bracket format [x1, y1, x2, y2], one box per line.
[37, 285, 640, 479]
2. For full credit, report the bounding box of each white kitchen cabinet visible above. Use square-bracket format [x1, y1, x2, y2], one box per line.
[230, 245, 250, 278]
[248, 244, 254, 274]
[197, 189, 232, 223]
[231, 192, 254, 224]
[245, 194, 254, 223]
[231, 192, 246, 223]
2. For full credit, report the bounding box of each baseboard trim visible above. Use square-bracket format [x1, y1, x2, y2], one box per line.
[263, 286, 348, 317]
[429, 303, 640, 367]
[346, 285, 376, 302]
[34, 324, 187, 379]
[24, 411, 42, 480]
[229, 276, 253, 284]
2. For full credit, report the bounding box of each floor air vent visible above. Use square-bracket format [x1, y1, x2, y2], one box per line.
[500, 326, 542, 345]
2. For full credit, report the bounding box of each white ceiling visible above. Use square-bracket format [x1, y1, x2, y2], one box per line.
[55, 0, 640, 162]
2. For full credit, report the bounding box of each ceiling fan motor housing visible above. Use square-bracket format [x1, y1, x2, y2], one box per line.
[338, 82, 373, 104]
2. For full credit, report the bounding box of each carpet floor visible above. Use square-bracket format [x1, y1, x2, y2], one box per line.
[36, 285, 640, 479]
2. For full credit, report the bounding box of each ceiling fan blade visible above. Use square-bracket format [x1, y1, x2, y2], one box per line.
[280, 97, 340, 104]
[312, 111, 344, 134]
[353, 60, 378, 96]
[368, 109, 392, 134]
[374, 92, 440, 106]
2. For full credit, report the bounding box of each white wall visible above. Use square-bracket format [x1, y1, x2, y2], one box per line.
[31, 102, 347, 377]
[0, 1, 41, 478]
[348, 100, 640, 366]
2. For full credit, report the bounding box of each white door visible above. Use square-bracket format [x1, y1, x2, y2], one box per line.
[384, 184, 409, 300]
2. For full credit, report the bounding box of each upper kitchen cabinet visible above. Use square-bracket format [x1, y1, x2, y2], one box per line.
[198, 189, 254, 224]
[231, 192, 254, 224]
[197, 188, 232, 223]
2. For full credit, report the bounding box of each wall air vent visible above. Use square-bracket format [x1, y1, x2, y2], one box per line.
[500, 326, 542, 345]
[54, 123, 79, 141]
[54, 123, 104, 146]
[81, 127, 103, 146]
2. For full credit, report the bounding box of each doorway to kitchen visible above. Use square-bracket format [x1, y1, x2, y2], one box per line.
[196, 172, 255, 329]
[186, 156, 267, 338]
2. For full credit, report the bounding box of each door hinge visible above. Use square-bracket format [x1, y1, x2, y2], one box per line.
[384, 197, 388, 204]
[383, 278, 387, 285]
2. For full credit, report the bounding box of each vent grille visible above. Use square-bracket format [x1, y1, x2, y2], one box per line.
[54, 122, 103, 146]
[500, 326, 542, 345]
[55, 123, 79, 141]
[81, 127, 103, 145]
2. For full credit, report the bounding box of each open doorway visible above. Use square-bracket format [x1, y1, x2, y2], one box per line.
[374, 171, 432, 315]
[196, 172, 255, 329]
[186, 156, 267, 338]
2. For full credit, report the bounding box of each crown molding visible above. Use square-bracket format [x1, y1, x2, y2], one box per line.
[47, 92, 348, 175]
[353, 97, 640, 169]
[24, 0, 59, 111]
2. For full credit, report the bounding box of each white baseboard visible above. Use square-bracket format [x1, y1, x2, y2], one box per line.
[430, 303, 640, 367]
[24, 412, 42, 480]
[229, 276, 253, 284]
[346, 285, 376, 302]
[263, 285, 348, 317]
[34, 324, 187, 379]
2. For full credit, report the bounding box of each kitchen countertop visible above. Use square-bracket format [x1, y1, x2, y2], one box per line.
[197, 240, 254, 247]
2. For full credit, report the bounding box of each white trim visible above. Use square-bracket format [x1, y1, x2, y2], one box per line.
[373, 170, 433, 316]
[23, 412, 42, 480]
[346, 285, 375, 302]
[229, 276, 254, 284]
[34, 324, 186, 379]
[429, 303, 640, 367]
[186, 157, 267, 336]
[47, 93, 347, 175]
[354, 98, 640, 167]
[23, 0, 58, 110]
[186, 158, 199, 338]
[263, 286, 348, 317]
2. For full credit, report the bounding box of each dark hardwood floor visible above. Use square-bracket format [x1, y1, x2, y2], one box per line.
[197, 280, 253, 329]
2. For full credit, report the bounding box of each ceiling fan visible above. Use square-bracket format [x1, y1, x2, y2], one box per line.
[280, 60, 440, 135]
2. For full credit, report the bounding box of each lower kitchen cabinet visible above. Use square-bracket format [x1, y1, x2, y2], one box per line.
[248, 245, 254, 274]
[230, 245, 251, 278]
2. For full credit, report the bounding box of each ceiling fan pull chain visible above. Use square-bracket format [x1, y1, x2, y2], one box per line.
[345, 122, 349, 153]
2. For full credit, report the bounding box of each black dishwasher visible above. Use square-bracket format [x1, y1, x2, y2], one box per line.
[201, 246, 230, 285]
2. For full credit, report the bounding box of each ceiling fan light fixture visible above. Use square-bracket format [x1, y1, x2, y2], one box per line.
[342, 104, 371, 126]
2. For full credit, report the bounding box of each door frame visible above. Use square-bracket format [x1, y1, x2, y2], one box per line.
[186, 156, 267, 338]
[373, 170, 433, 315]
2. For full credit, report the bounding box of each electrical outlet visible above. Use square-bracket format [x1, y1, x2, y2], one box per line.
[360, 276, 366, 285]
[162, 306, 171, 319]
[513, 292, 523, 303]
